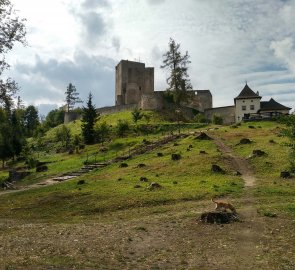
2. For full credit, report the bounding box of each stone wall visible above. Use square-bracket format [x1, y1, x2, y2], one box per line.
[115, 60, 154, 106]
[204, 106, 235, 125]
[97, 104, 137, 115]
[140, 92, 164, 110]
[64, 111, 82, 124]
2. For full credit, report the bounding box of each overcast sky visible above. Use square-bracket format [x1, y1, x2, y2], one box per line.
[6, 0, 295, 115]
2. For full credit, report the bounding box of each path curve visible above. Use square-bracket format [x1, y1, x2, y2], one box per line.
[213, 137, 256, 187]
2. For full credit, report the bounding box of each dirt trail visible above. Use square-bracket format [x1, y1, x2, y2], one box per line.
[213, 137, 256, 187]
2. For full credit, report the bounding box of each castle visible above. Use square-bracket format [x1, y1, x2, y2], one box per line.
[114, 60, 212, 113]
[65, 60, 292, 124]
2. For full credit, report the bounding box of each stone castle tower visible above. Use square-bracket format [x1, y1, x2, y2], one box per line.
[115, 60, 154, 106]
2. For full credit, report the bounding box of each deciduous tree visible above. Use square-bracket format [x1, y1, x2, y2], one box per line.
[0, 0, 26, 109]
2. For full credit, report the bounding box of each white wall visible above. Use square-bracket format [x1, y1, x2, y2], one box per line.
[235, 98, 261, 122]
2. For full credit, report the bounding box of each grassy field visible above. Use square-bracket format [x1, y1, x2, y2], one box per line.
[1, 117, 295, 269]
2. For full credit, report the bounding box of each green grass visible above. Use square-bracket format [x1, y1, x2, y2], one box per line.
[1, 118, 294, 222]
[0, 133, 243, 222]
[211, 120, 295, 217]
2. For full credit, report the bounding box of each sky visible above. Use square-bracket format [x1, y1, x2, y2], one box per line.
[6, 0, 295, 116]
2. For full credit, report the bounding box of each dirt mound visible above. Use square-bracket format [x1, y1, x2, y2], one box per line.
[195, 132, 212, 140]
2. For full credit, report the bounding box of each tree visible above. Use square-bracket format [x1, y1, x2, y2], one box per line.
[95, 121, 110, 145]
[24, 105, 39, 137]
[0, 0, 26, 109]
[65, 83, 82, 112]
[44, 108, 65, 129]
[55, 125, 72, 149]
[81, 92, 98, 144]
[131, 108, 143, 124]
[116, 119, 130, 137]
[161, 38, 192, 105]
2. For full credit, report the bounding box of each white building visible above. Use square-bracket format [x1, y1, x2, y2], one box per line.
[234, 83, 291, 122]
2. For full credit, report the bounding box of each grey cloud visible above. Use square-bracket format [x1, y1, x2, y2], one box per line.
[147, 0, 166, 5]
[112, 37, 121, 52]
[78, 11, 106, 47]
[15, 51, 116, 115]
[82, 0, 110, 9]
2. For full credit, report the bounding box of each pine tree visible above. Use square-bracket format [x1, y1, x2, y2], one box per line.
[161, 38, 192, 105]
[64, 83, 82, 112]
[81, 93, 98, 144]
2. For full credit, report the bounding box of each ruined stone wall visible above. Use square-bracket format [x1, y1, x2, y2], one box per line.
[204, 106, 235, 125]
[64, 111, 81, 124]
[140, 92, 164, 111]
[115, 60, 152, 106]
[97, 104, 137, 115]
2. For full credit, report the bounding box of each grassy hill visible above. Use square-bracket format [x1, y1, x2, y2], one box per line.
[1, 112, 295, 269]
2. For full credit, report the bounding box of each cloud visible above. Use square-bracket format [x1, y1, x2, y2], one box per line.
[77, 11, 106, 48]
[14, 51, 116, 115]
[112, 37, 121, 52]
[270, 38, 295, 74]
[82, 0, 110, 9]
[146, 0, 166, 5]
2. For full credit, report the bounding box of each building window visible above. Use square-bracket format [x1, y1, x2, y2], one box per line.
[242, 105, 246, 111]
[250, 105, 255, 110]
[251, 100, 253, 102]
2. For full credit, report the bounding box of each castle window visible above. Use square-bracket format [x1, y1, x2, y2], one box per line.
[242, 105, 246, 111]
[250, 105, 255, 110]
[251, 100, 253, 102]
[139, 86, 141, 91]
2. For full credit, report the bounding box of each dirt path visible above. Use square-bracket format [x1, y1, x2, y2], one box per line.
[213, 137, 256, 187]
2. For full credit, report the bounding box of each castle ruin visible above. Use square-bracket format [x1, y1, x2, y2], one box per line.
[115, 60, 213, 113]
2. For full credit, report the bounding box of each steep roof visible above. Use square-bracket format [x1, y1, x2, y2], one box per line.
[234, 84, 261, 100]
[260, 98, 291, 111]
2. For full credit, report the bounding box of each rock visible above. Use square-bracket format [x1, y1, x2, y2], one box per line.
[137, 163, 146, 168]
[36, 165, 48, 172]
[280, 171, 291, 178]
[147, 182, 162, 190]
[77, 180, 86, 185]
[200, 211, 239, 224]
[252, 149, 266, 157]
[171, 153, 181, 161]
[235, 171, 242, 176]
[211, 164, 225, 173]
[119, 163, 128, 168]
[195, 132, 212, 140]
[9, 170, 31, 181]
[99, 147, 108, 152]
[239, 138, 252, 144]
[140, 176, 148, 182]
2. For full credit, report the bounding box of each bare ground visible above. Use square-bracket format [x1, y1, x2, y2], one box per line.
[1, 137, 295, 269]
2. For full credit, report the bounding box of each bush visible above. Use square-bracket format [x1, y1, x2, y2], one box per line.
[212, 114, 223, 125]
[116, 119, 130, 137]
